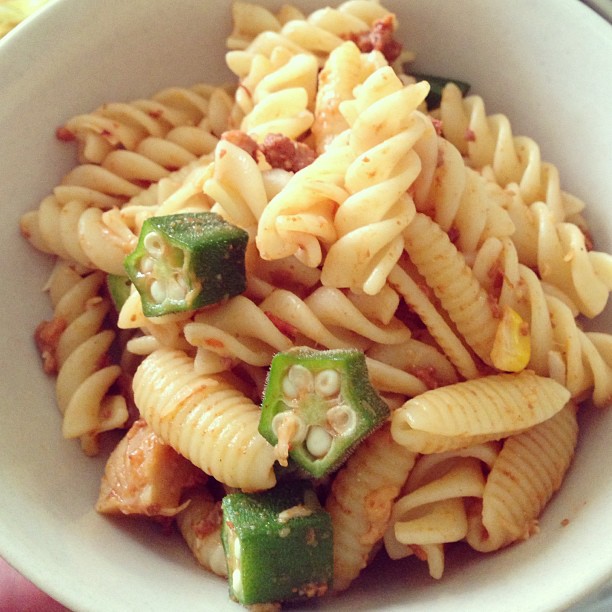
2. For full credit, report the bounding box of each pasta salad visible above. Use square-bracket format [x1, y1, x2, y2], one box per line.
[19, 0, 612, 608]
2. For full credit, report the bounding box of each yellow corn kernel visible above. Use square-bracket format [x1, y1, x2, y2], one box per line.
[490, 306, 531, 372]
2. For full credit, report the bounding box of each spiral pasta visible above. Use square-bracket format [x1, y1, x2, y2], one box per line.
[471, 235, 612, 406]
[230, 46, 318, 138]
[259, 288, 427, 396]
[437, 82, 612, 318]
[226, 1, 303, 51]
[226, 0, 395, 78]
[311, 40, 386, 153]
[19, 85, 232, 274]
[413, 136, 516, 257]
[256, 138, 353, 266]
[63, 84, 229, 164]
[184, 294, 294, 370]
[21, 154, 216, 275]
[35, 263, 129, 455]
[133, 348, 276, 491]
[320, 69, 432, 295]
[203, 140, 269, 228]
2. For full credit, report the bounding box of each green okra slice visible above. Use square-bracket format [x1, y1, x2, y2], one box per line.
[221, 480, 333, 606]
[124, 212, 248, 317]
[106, 274, 132, 312]
[409, 72, 471, 109]
[258, 347, 390, 478]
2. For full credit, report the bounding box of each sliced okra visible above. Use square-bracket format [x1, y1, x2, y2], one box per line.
[124, 212, 248, 317]
[221, 480, 333, 606]
[106, 274, 132, 312]
[409, 72, 471, 109]
[259, 347, 390, 478]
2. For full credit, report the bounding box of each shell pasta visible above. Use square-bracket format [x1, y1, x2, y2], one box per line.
[20, 0, 612, 607]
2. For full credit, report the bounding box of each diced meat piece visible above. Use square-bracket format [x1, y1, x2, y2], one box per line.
[260, 133, 316, 172]
[342, 15, 403, 64]
[96, 419, 205, 520]
[221, 129, 259, 160]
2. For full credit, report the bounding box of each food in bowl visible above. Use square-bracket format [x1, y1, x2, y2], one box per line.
[13, 0, 612, 608]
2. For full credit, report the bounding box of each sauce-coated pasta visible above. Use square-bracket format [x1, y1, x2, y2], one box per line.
[20, 1, 611, 607]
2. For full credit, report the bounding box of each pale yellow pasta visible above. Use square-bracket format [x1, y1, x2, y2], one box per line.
[121, 156, 215, 226]
[41, 267, 128, 455]
[184, 295, 293, 370]
[230, 46, 318, 133]
[303, 286, 412, 346]
[256, 139, 353, 266]
[239, 79, 315, 143]
[48, 157, 213, 276]
[226, 0, 394, 78]
[391, 370, 570, 452]
[414, 136, 515, 257]
[439, 83, 572, 216]
[203, 140, 269, 228]
[226, 1, 284, 50]
[403, 212, 504, 368]
[404, 213, 529, 371]
[438, 83, 612, 318]
[384, 442, 499, 578]
[133, 348, 276, 491]
[387, 263, 481, 380]
[367, 338, 460, 388]
[531, 201, 612, 318]
[321, 70, 432, 294]
[64, 84, 223, 164]
[466, 402, 578, 552]
[243, 243, 321, 301]
[325, 424, 417, 591]
[312, 40, 386, 153]
[472, 236, 612, 406]
[344, 282, 400, 325]
[258, 288, 426, 396]
[384, 461, 482, 578]
[117, 289, 193, 354]
[177, 490, 227, 578]
[19, 87, 228, 275]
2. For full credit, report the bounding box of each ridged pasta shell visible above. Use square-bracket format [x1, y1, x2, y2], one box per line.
[392, 370, 570, 440]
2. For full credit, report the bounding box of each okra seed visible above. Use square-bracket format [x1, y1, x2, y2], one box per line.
[271, 412, 307, 445]
[233, 537, 241, 561]
[166, 277, 186, 301]
[282, 377, 298, 399]
[150, 280, 166, 304]
[143, 231, 165, 258]
[306, 426, 333, 458]
[139, 256, 154, 274]
[284, 365, 314, 399]
[314, 369, 340, 397]
[210, 544, 227, 578]
[232, 568, 243, 600]
[327, 405, 357, 436]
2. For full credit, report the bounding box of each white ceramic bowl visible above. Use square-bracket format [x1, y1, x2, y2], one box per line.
[1, 1, 611, 610]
